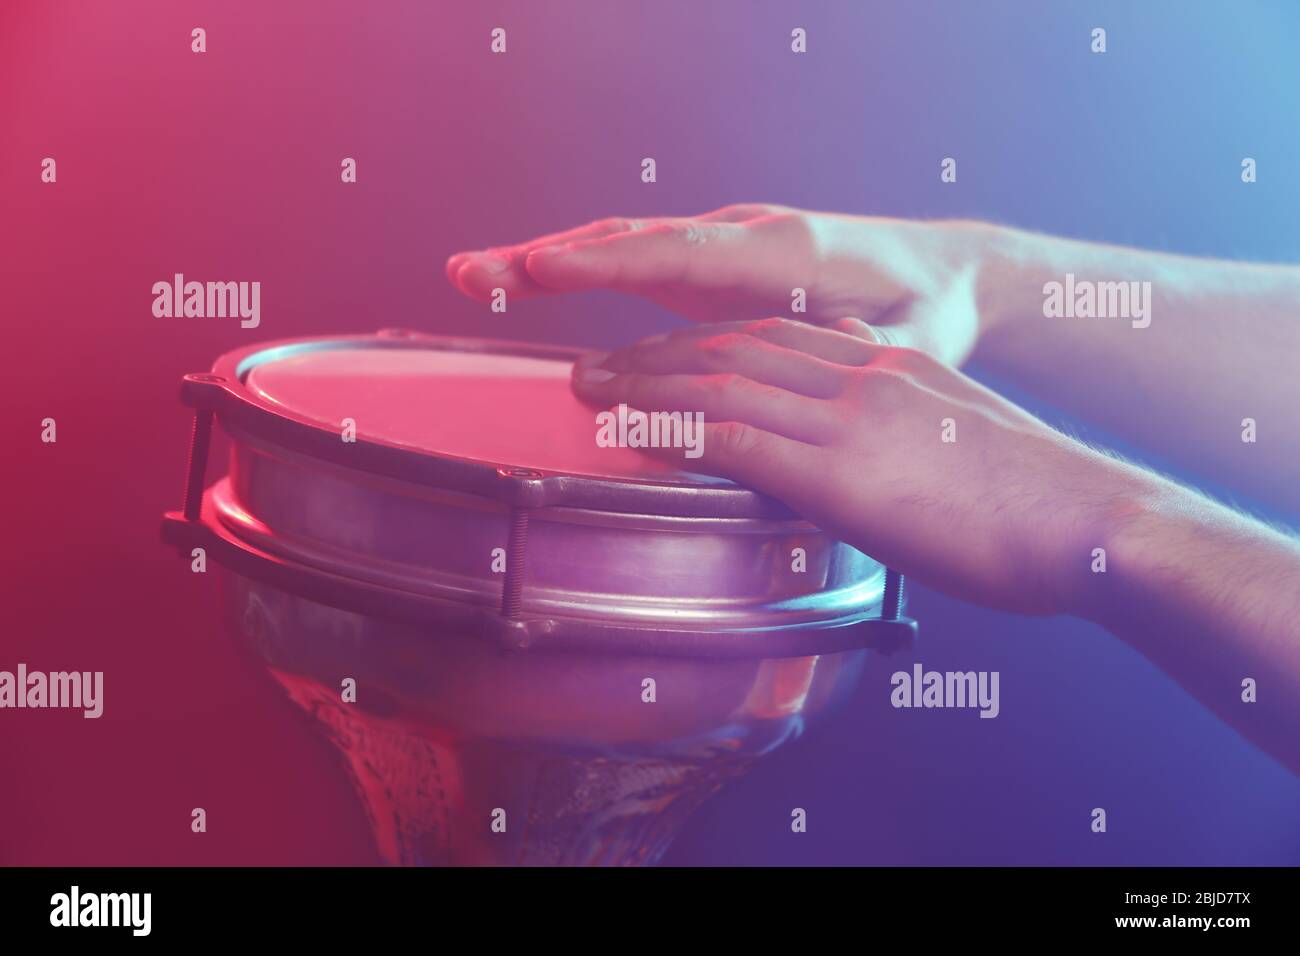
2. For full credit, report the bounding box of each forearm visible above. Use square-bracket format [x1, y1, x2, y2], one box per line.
[970, 224, 1300, 511]
[1073, 478, 1300, 775]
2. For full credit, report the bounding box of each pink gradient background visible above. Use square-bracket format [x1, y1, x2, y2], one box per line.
[2, 0, 1298, 865]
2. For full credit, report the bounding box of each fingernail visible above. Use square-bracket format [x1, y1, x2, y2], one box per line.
[478, 254, 511, 274]
[576, 367, 616, 384]
[528, 245, 567, 260]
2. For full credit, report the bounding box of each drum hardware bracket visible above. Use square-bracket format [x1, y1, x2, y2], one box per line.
[501, 508, 530, 618]
[495, 467, 546, 620]
[882, 569, 905, 621]
[180, 373, 227, 521]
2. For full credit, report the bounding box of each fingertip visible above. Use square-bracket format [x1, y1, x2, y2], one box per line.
[573, 365, 616, 385]
[452, 260, 483, 298]
[569, 358, 618, 406]
[455, 254, 513, 298]
[524, 244, 576, 287]
[572, 349, 611, 371]
[444, 252, 473, 286]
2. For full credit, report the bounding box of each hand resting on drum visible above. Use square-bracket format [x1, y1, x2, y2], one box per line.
[567, 318, 1300, 777]
[447, 206, 1300, 776]
[574, 317, 1129, 616]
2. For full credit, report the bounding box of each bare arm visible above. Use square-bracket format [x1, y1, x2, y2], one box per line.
[974, 226, 1300, 513]
[1085, 483, 1300, 775]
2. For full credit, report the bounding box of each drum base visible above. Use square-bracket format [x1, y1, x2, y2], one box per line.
[275, 674, 755, 866]
[219, 568, 869, 867]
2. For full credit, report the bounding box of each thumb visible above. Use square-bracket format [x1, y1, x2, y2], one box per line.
[828, 316, 892, 345]
[831, 304, 972, 365]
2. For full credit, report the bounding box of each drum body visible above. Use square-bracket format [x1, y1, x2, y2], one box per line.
[163, 332, 913, 866]
[222, 572, 869, 865]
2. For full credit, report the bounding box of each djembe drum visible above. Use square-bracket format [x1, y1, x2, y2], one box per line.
[161, 330, 915, 866]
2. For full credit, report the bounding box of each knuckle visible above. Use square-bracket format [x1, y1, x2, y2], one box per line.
[761, 210, 810, 232]
[709, 371, 746, 392]
[723, 202, 782, 219]
[712, 421, 762, 459]
[750, 316, 797, 337]
[642, 221, 679, 241]
[821, 366, 857, 399]
[600, 216, 642, 234]
[752, 210, 818, 252]
[698, 333, 750, 369]
[891, 345, 939, 373]
[670, 220, 715, 246]
[665, 216, 736, 244]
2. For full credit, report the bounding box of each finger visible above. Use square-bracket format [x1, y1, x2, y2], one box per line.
[742, 317, 891, 366]
[447, 217, 659, 300]
[574, 371, 838, 445]
[846, 316, 920, 351]
[587, 317, 888, 373]
[588, 330, 852, 400]
[828, 316, 883, 343]
[449, 208, 787, 298]
[696, 202, 792, 223]
[634, 417, 829, 507]
[525, 219, 771, 294]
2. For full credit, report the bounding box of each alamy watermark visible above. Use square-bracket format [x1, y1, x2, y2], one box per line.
[0, 664, 103, 718]
[152, 273, 260, 328]
[50, 886, 150, 936]
[595, 403, 704, 459]
[890, 662, 999, 718]
[1043, 273, 1151, 329]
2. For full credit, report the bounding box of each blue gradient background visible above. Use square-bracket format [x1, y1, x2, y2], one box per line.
[1, 0, 1296, 864]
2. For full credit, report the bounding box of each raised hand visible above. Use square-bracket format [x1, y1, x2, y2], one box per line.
[447, 205, 995, 364]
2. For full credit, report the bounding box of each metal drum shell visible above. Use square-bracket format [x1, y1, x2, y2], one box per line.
[216, 420, 887, 637]
[221, 565, 870, 755]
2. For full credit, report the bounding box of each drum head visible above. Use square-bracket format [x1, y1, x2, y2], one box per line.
[245, 346, 719, 484]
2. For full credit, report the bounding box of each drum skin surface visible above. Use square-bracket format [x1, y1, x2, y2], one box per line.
[165, 333, 901, 866]
[246, 348, 700, 482]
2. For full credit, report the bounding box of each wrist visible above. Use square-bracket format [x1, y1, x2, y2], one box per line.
[1062, 468, 1202, 627]
[1038, 450, 1180, 622]
[969, 221, 1042, 337]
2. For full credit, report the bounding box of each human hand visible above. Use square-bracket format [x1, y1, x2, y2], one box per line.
[570, 317, 1158, 616]
[446, 205, 1003, 365]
